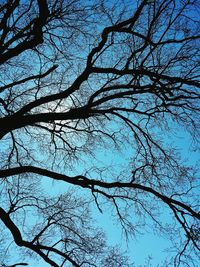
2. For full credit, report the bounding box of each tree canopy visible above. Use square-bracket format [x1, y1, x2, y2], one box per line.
[0, 0, 199, 266]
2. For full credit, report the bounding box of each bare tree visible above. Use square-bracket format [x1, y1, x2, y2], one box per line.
[0, 0, 199, 266]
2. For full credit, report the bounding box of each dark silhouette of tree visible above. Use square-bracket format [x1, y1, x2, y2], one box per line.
[0, 0, 199, 266]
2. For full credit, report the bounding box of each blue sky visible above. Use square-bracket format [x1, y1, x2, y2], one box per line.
[0, 0, 199, 266]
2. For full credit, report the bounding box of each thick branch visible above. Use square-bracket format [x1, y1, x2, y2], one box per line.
[0, 166, 199, 220]
[0, 106, 91, 139]
[91, 67, 200, 89]
[0, 206, 79, 267]
[0, 0, 49, 65]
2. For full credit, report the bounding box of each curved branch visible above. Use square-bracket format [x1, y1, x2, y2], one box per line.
[0, 166, 199, 220]
[0, 0, 49, 65]
[91, 67, 200, 89]
[0, 206, 80, 267]
[0, 65, 58, 94]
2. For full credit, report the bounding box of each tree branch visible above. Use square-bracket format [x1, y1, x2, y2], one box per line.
[0, 166, 199, 220]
